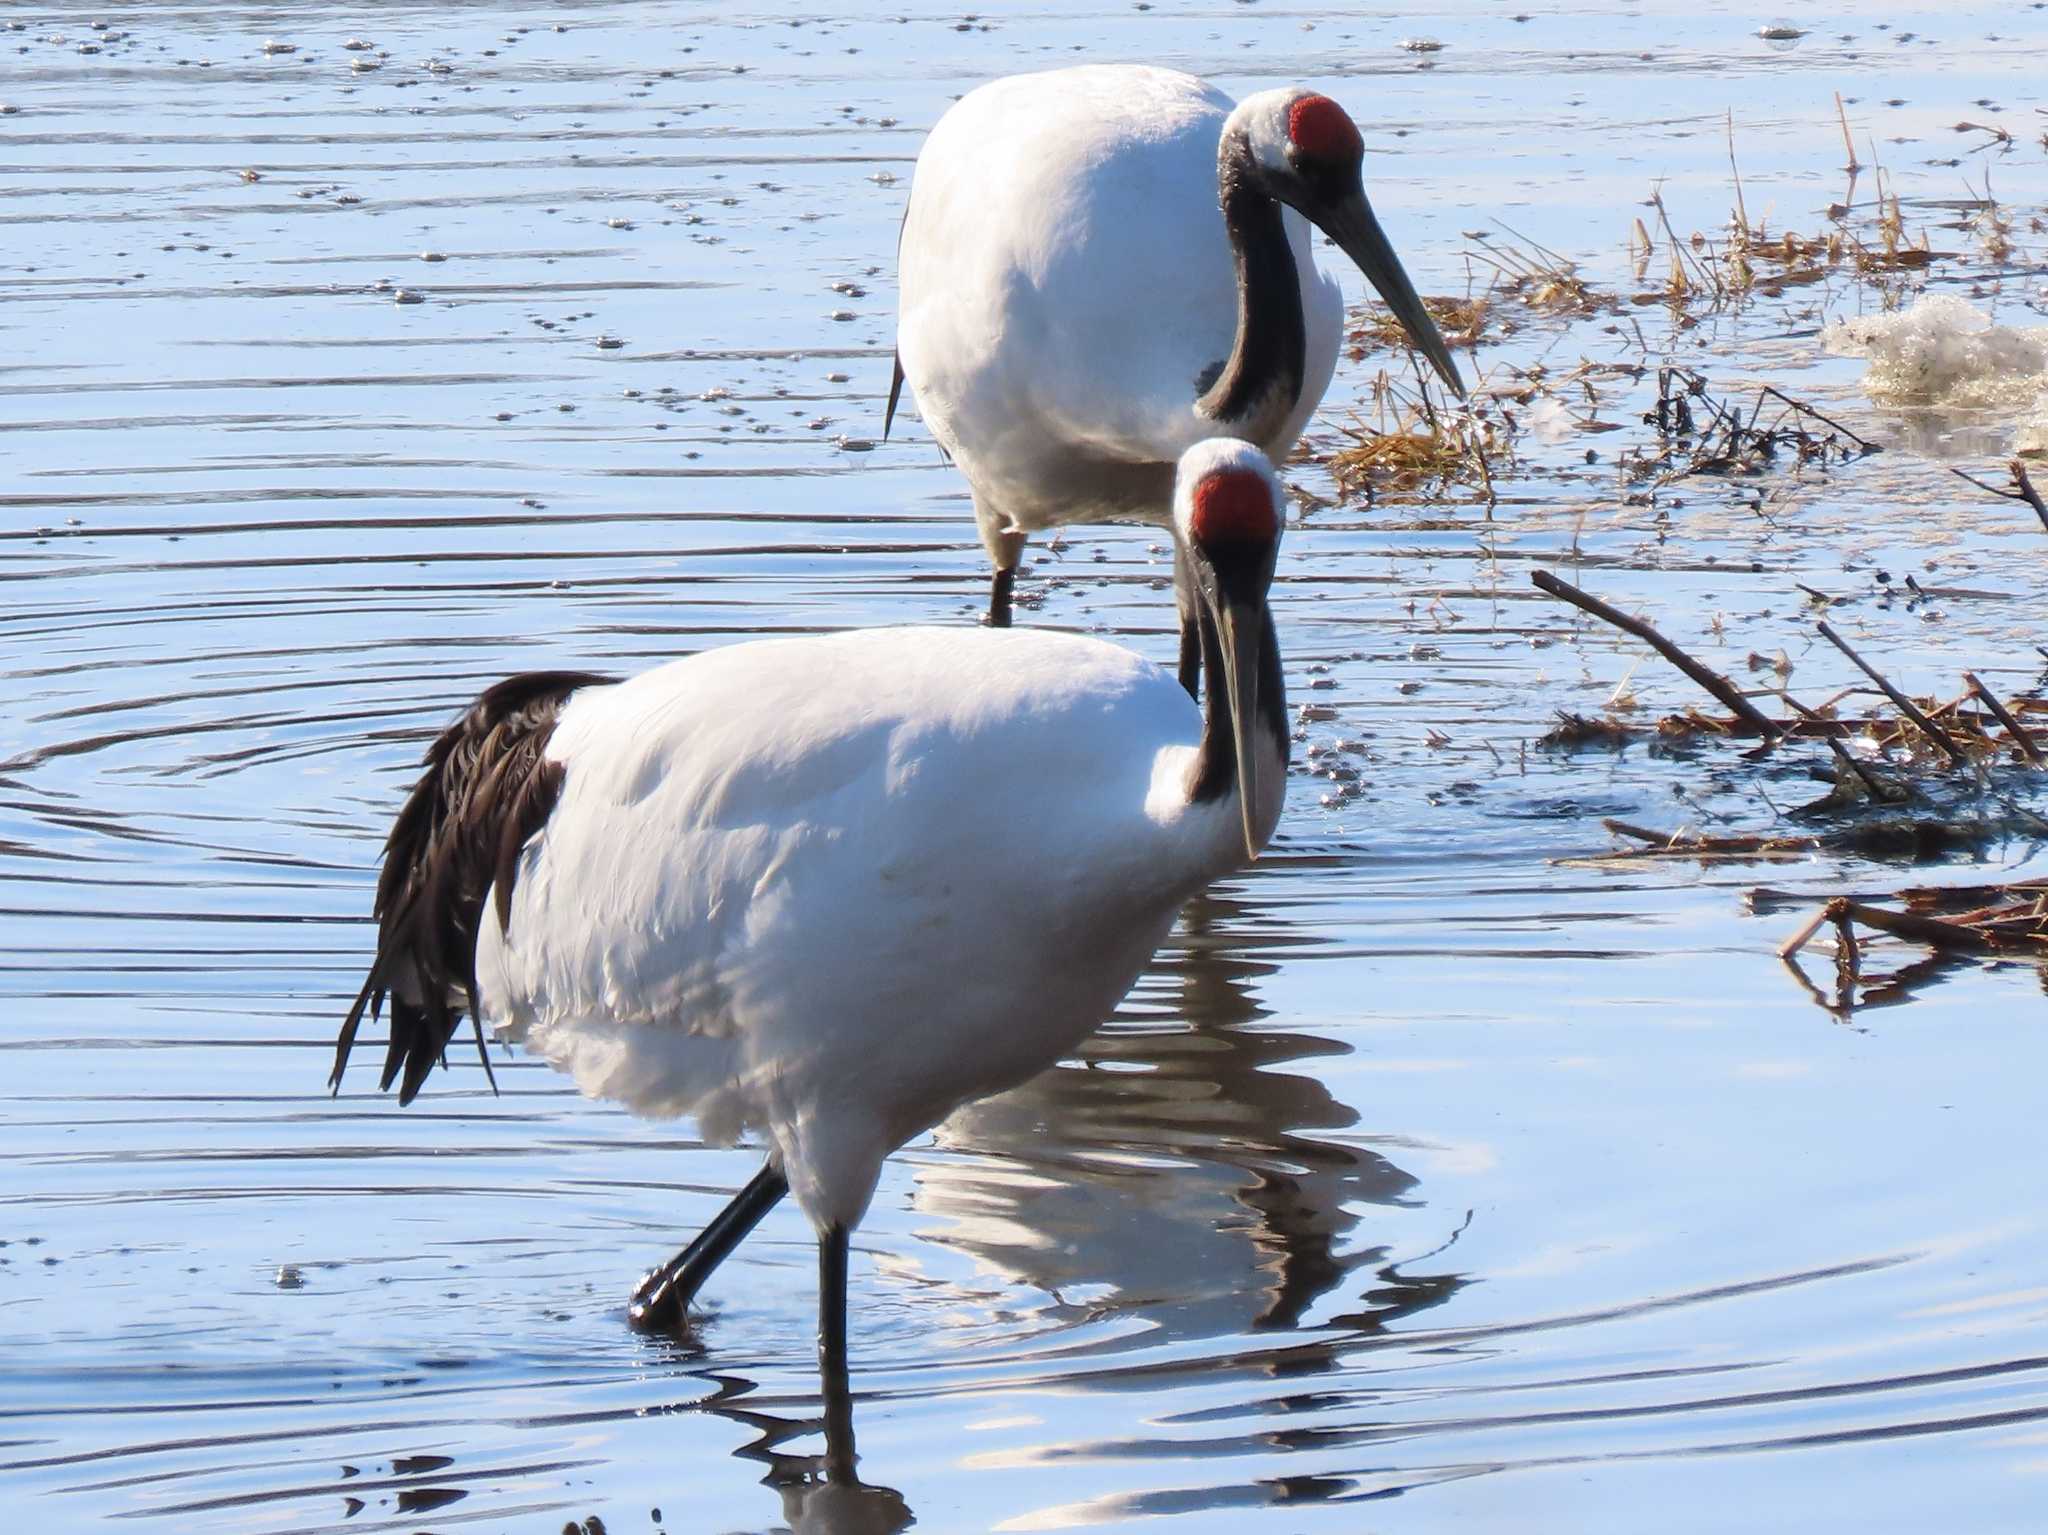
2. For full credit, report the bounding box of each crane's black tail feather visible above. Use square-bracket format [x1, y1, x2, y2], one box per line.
[332, 670, 610, 1104]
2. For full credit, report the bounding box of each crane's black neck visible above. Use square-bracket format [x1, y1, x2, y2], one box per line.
[1195, 132, 1308, 437]
[1188, 596, 1291, 811]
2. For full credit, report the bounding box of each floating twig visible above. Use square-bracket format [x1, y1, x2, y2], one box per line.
[1756, 386, 1876, 454]
[1595, 819, 1820, 861]
[1954, 120, 2016, 153]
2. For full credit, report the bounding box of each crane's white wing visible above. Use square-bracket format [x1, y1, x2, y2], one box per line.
[476, 625, 1215, 1228]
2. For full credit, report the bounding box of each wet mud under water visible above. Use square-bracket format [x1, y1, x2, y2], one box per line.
[4, 2, 2048, 1531]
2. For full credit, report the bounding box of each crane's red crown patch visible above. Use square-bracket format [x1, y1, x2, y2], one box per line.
[1287, 94, 1362, 162]
[1189, 469, 1279, 548]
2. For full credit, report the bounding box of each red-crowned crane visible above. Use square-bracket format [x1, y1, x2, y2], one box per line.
[890, 63, 1465, 686]
[331, 439, 1294, 1479]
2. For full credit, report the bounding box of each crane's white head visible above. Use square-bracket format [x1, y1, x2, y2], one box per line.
[1225, 88, 1466, 400]
[1233, 88, 1365, 191]
[1172, 440, 1286, 860]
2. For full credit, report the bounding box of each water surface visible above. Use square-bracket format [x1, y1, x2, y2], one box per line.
[6, 3, 2048, 1531]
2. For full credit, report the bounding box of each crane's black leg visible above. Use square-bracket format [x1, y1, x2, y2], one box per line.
[628, 1161, 789, 1333]
[818, 1222, 857, 1484]
[987, 564, 1017, 629]
[981, 522, 1026, 629]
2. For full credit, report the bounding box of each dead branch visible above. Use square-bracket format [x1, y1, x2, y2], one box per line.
[1777, 904, 1835, 959]
[1950, 459, 2048, 533]
[1756, 386, 1876, 453]
[1531, 570, 1782, 737]
[1792, 896, 2042, 956]
[2015, 461, 2048, 531]
[1814, 621, 1968, 766]
[1963, 671, 2046, 766]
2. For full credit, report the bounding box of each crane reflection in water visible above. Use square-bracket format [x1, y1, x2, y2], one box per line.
[911, 889, 1466, 1341]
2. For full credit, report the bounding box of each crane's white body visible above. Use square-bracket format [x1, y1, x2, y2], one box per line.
[896, 65, 1343, 559]
[475, 625, 1283, 1234]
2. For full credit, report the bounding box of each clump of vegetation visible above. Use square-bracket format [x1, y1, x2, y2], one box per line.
[1620, 108, 2016, 315]
[1619, 366, 1877, 487]
[1849, 174, 1939, 279]
[1465, 226, 1604, 315]
[1324, 371, 1506, 503]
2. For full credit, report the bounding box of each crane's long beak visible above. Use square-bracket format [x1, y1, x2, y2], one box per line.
[1313, 191, 1467, 399]
[1211, 594, 1267, 863]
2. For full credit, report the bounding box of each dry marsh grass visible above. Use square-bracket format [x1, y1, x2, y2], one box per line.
[1323, 371, 1504, 503]
[1346, 293, 1491, 358]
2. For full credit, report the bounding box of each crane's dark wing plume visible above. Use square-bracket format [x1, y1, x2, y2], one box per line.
[332, 670, 609, 1104]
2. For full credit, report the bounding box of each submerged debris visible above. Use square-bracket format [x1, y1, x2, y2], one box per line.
[1539, 712, 1643, 748]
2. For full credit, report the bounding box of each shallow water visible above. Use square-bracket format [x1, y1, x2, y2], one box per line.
[6, 2, 2048, 1531]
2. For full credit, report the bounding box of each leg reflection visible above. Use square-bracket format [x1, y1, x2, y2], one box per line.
[706, 1383, 913, 1535]
[695, 1232, 913, 1535]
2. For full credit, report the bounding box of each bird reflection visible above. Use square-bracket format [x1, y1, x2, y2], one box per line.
[912, 888, 1460, 1339]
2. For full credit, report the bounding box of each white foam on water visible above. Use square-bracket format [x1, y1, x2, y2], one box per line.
[1524, 394, 1580, 443]
[1822, 294, 2048, 413]
[2018, 397, 2048, 459]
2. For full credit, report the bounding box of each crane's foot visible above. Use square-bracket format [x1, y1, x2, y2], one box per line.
[625, 1162, 790, 1335]
[627, 1263, 693, 1335]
